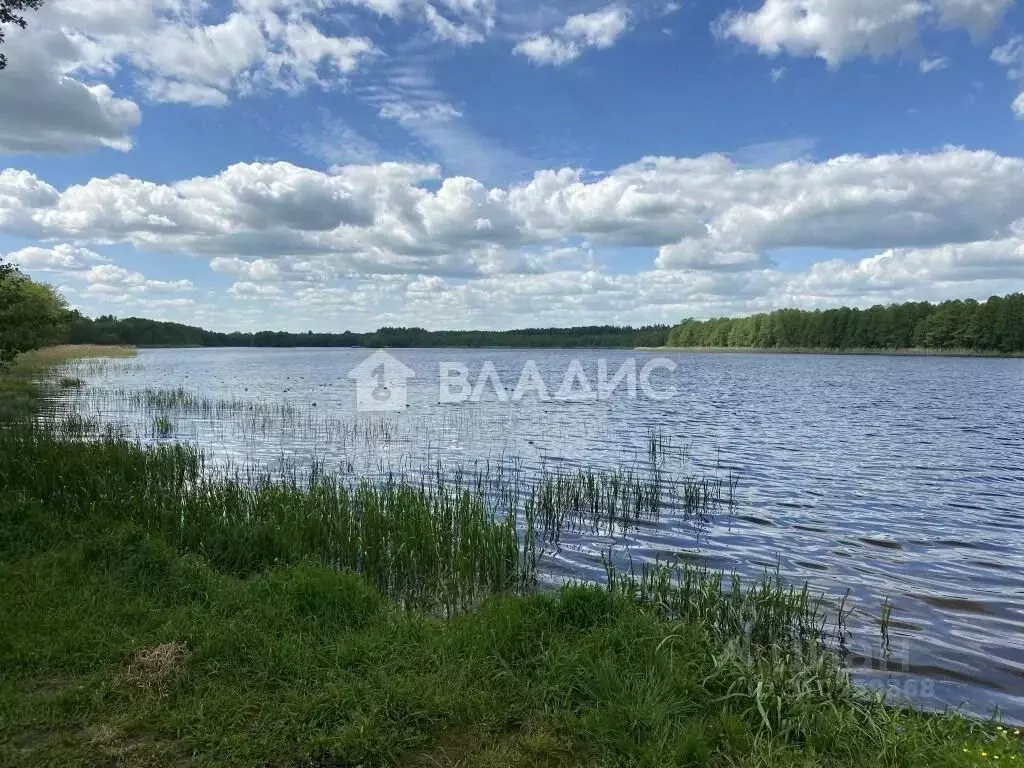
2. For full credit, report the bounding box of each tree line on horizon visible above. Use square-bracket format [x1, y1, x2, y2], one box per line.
[6, 258, 1024, 358]
[667, 294, 1024, 353]
[66, 315, 673, 349]
[2, 261, 670, 352]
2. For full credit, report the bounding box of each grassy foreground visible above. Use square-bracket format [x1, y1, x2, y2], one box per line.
[1, 426, 1021, 766]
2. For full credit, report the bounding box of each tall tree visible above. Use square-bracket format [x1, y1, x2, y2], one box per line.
[0, 259, 69, 367]
[0, 0, 44, 70]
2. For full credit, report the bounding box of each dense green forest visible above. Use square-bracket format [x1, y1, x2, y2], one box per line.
[668, 294, 1024, 353]
[67, 314, 672, 349]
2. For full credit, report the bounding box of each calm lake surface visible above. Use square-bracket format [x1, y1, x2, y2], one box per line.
[55, 347, 1024, 722]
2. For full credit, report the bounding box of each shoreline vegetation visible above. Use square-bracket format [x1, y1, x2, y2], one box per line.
[9, 344, 137, 368]
[664, 294, 1024, 355]
[0, 357, 1022, 765]
[638, 345, 1024, 358]
[70, 317, 674, 349]
[0, 346, 137, 421]
[48, 291, 1024, 357]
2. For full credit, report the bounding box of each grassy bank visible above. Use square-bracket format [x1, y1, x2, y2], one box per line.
[1, 421, 1020, 767]
[7, 344, 136, 370]
[637, 346, 1024, 358]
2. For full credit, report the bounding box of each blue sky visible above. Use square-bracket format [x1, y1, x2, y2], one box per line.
[2, 0, 1024, 331]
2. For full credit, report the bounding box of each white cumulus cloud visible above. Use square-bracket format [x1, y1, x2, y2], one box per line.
[0, 23, 141, 155]
[229, 281, 287, 298]
[6, 149, 1024, 275]
[515, 5, 631, 66]
[0, 0, 379, 154]
[992, 35, 1024, 117]
[6, 147, 1024, 329]
[4, 244, 107, 271]
[919, 56, 950, 72]
[83, 263, 195, 293]
[718, 0, 1012, 68]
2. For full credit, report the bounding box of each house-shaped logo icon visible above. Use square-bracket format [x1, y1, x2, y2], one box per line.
[347, 350, 416, 412]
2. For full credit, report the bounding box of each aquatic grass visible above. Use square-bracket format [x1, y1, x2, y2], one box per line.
[173, 474, 530, 611]
[0, 422, 531, 612]
[58, 413, 102, 437]
[78, 387, 696, 465]
[647, 426, 680, 467]
[523, 465, 734, 544]
[87, 387, 312, 428]
[42, 383, 739, 551]
[604, 556, 833, 650]
[65, 358, 143, 378]
[152, 415, 175, 438]
[132, 387, 201, 410]
[0, 420, 912, 651]
[0, 420, 741, 619]
[0, 347, 132, 422]
[881, 596, 894, 652]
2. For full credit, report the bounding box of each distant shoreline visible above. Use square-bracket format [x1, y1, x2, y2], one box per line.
[635, 346, 1024, 359]
[45, 343, 1024, 358]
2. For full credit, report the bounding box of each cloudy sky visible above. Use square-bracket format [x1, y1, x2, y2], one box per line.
[2, 0, 1023, 332]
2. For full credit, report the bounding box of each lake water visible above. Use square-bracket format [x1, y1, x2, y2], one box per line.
[54, 347, 1024, 722]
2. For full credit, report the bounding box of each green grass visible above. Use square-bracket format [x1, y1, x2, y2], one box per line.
[0, 423, 1020, 767]
[0, 423, 532, 612]
[0, 376, 39, 422]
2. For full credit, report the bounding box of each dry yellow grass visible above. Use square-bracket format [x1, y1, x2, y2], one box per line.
[122, 642, 190, 689]
[10, 345, 136, 372]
